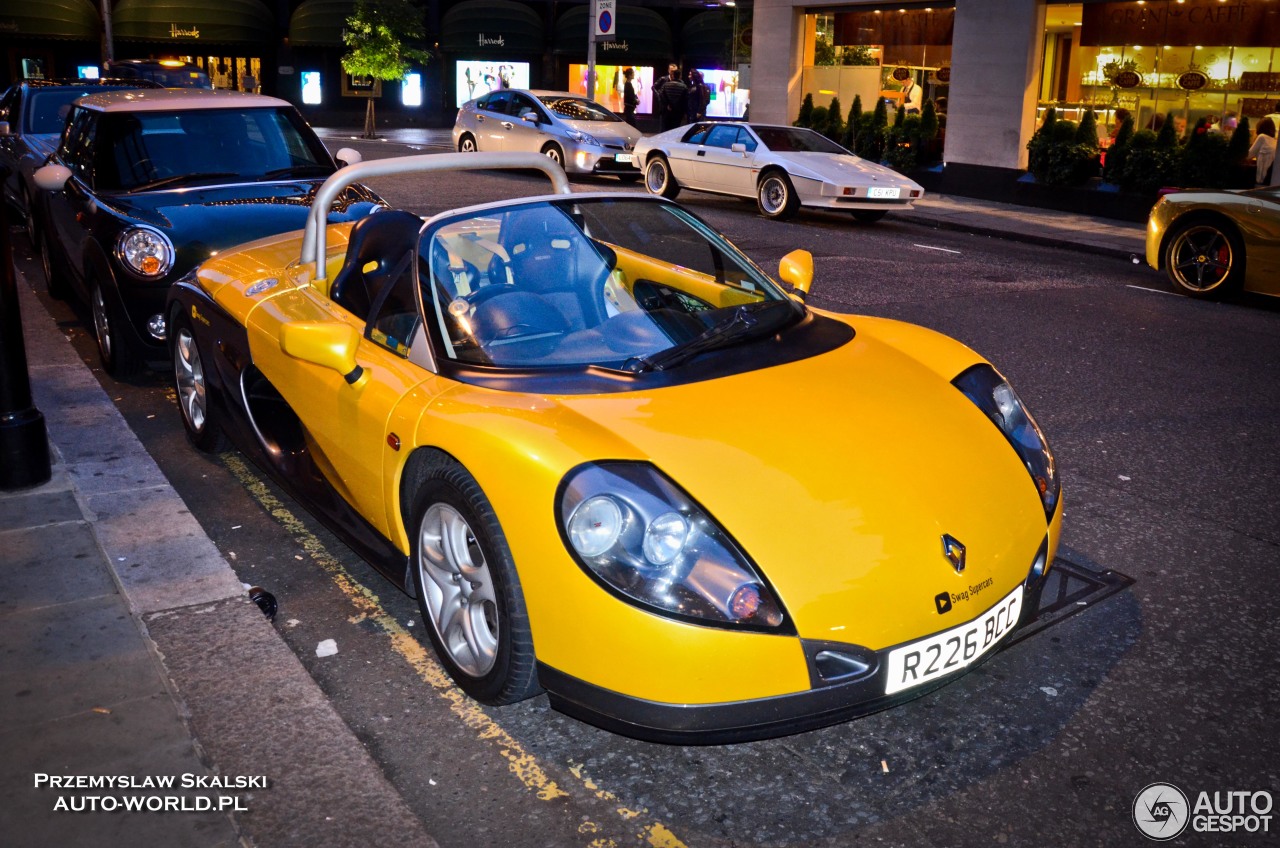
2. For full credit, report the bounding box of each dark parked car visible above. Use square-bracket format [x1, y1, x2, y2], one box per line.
[0, 77, 161, 240]
[33, 88, 380, 377]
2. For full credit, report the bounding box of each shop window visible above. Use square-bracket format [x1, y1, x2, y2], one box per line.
[77, 66, 100, 80]
[302, 72, 323, 106]
[402, 73, 423, 107]
[568, 64, 653, 113]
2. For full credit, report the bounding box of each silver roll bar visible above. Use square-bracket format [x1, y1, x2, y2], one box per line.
[301, 152, 573, 281]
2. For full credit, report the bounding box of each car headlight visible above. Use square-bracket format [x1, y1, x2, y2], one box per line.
[558, 462, 789, 631]
[953, 364, 1059, 519]
[116, 227, 175, 278]
[566, 129, 603, 147]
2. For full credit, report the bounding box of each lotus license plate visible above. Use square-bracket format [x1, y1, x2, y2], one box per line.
[615, 153, 634, 164]
[868, 186, 901, 199]
[884, 585, 1023, 695]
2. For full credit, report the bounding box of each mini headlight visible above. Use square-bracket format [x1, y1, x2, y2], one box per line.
[558, 462, 789, 631]
[954, 364, 1060, 519]
[117, 227, 174, 278]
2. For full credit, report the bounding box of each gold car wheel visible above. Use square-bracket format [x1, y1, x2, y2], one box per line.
[417, 503, 500, 678]
[1166, 222, 1241, 297]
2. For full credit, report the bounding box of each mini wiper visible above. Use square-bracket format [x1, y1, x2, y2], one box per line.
[260, 164, 333, 179]
[128, 172, 239, 192]
[628, 302, 788, 373]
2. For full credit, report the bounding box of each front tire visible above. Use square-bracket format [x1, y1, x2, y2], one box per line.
[458, 133, 477, 153]
[757, 171, 799, 220]
[91, 279, 140, 378]
[171, 313, 228, 452]
[410, 461, 540, 705]
[851, 210, 888, 224]
[541, 143, 565, 169]
[1163, 219, 1244, 299]
[645, 155, 680, 199]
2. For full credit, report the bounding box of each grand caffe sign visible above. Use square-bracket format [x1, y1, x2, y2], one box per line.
[1081, 1, 1280, 48]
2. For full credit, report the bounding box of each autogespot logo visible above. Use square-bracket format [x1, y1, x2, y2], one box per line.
[1134, 783, 1190, 841]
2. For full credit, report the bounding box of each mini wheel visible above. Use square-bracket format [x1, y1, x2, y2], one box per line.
[91, 279, 140, 378]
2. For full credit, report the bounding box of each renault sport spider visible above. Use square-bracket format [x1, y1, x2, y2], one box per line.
[167, 152, 1061, 742]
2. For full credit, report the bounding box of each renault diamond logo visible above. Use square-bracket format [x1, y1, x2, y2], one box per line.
[941, 534, 966, 574]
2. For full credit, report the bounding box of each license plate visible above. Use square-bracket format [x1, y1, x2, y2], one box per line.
[614, 153, 634, 164]
[884, 585, 1023, 695]
[868, 186, 901, 199]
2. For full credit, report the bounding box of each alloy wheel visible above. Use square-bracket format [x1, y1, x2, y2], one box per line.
[174, 327, 207, 434]
[417, 503, 500, 677]
[91, 284, 113, 362]
[1168, 224, 1233, 293]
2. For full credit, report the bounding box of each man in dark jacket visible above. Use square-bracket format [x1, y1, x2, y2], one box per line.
[654, 64, 688, 132]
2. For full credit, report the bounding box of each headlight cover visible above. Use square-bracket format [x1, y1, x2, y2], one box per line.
[566, 129, 603, 147]
[558, 462, 790, 632]
[954, 364, 1060, 519]
[116, 227, 175, 279]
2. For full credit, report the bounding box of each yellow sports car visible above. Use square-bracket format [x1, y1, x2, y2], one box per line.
[168, 153, 1062, 742]
[1146, 185, 1280, 299]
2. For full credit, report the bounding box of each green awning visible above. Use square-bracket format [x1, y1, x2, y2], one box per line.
[288, 0, 356, 48]
[439, 0, 543, 55]
[113, 0, 275, 45]
[554, 6, 672, 62]
[0, 0, 100, 41]
[681, 10, 736, 65]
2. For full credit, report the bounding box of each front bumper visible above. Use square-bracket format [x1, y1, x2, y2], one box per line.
[539, 559, 1053, 744]
[565, 147, 641, 177]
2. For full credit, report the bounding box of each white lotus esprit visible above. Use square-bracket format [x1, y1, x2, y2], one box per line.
[634, 122, 924, 223]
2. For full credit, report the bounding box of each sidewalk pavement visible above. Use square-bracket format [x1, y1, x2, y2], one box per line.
[313, 126, 1150, 262]
[1, 138, 1146, 847]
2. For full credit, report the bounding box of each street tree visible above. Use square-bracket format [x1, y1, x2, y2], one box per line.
[342, 0, 431, 138]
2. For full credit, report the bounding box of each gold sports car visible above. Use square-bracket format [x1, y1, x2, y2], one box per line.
[168, 152, 1062, 742]
[1146, 185, 1280, 299]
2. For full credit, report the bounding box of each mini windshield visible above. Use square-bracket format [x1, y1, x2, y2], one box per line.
[751, 126, 851, 155]
[91, 107, 332, 191]
[537, 96, 621, 122]
[421, 198, 801, 370]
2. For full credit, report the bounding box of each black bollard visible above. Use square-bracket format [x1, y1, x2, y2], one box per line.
[0, 167, 51, 490]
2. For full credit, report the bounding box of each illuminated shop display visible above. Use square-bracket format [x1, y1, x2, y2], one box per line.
[455, 60, 531, 107]
[697, 69, 749, 119]
[568, 63, 653, 114]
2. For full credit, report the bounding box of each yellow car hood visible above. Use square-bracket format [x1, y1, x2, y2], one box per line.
[553, 319, 1050, 650]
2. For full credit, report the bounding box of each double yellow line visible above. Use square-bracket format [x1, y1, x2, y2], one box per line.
[220, 452, 688, 848]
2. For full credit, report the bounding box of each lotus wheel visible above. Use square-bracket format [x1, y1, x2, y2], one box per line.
[172, 314, 227, 452]
[410, 460, 539, 704]
[757, 171, 799, 220]
[91, 280, 139, 378]
[1164, 219, 1244, 299]
[645, 155, 680, 199]
[541, 143, 565, 169]
[458, 134, 477, 153]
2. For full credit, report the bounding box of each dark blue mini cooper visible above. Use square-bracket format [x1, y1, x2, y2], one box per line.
[33, 88, 381, 377]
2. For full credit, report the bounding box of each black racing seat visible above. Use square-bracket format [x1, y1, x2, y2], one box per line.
[329, 210, 424, 321]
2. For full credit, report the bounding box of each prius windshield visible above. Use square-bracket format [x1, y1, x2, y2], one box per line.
[421, 197, 801, 370]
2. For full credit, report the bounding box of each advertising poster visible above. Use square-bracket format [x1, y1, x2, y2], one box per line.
[455, 61, 531, 107]
[698, 69, 749, 119]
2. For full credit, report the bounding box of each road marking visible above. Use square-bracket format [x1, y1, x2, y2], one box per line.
[1125, 284, 1180, 296]
[219, 452, 686, 848]
[912, 243, 962, 254]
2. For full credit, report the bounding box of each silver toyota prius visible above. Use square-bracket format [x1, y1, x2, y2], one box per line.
[453, 89, 642, 182]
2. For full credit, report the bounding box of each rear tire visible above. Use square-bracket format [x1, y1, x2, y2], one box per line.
[171, 313, 228, 452]
[1163, 218, 1244, 299]
[38, 231, 69, 300]
[91, 279, 140, 378]
[757, 171, 799, 220]
[409, 460, 540, 705]
[645, 155, 680, 199]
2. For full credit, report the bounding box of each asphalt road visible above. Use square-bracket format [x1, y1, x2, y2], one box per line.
[15, 139, 1280, 848]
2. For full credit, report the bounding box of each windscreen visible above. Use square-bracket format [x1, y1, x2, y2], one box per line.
[537, 96, 622, 122]
[421, 198, 799, 370]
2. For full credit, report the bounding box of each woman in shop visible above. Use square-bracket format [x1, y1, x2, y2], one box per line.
[1248, 117, 1276, 187]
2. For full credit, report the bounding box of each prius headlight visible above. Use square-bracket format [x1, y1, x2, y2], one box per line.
[116, 227, 174, 278]
[566, 129, 603, 147]
[954, 364, 1060, 519]
[558, 462, 788, 631]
